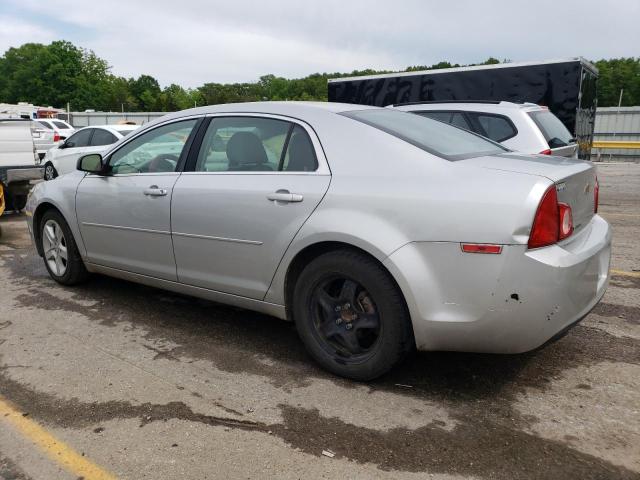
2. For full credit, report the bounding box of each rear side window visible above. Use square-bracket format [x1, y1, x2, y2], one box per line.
[468, 113, 517, 142]
[67, 128, 93, 148]
[195, 117, 318, 172]
[416, 111, 472, 131]
[343, 109, 506, 160]
[90, 129, 117, 146]
[528, 110, 574, 147]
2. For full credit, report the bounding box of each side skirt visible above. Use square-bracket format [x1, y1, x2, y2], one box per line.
[85, 262, 288, 320]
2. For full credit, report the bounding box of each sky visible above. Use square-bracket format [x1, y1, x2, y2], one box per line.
[0, 0, 638, 88]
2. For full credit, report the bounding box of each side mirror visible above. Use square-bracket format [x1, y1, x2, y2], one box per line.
[77, 153, 107, 174]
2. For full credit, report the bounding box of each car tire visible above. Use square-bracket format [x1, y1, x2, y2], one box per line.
[293, 249, 414, 381]
[39, 209, 89, 285]
[44, 162, 58, 181]
[7, 193, 27, 212]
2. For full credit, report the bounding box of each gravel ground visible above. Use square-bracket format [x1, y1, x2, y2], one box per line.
[0, 162, 638, 480]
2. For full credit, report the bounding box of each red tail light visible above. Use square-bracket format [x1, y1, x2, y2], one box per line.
[594, 177, 599, 213]
[528, 186, 574, 249]
[539, 149, 552, 155]
[53, 132, 60, 142]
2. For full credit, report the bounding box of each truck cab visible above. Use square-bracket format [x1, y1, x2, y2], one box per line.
[0, 117, 43, 212]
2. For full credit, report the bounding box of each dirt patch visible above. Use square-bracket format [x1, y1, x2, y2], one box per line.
[0, 454, 32, 480]
[593, 302, 640, 324]
[0, 365, 637, 480]
[610, 275, 640, 290]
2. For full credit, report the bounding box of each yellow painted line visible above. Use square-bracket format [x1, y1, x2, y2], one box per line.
[593, 140, 640, 149]
[0, 395, 117, 480]
[611, 269, 640, 278]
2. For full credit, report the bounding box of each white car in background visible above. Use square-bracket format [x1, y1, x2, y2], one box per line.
[390, 101, 578, 157]
[43, 124, 139, 180]
[36, 119, 75, 141]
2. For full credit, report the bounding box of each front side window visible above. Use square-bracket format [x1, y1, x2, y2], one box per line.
[66, 128, 93, 148]
[90, 129, 117, 146]
[344, 109, 506, 160]
[195, 117, 317, 172]
[468, 113, 517, 142]
[109, 119, 197, 174]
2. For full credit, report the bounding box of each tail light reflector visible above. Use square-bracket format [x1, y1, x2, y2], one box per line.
[53, 132, 60, 142]
[594, 177, 599, 213]
[558, 203, 573, 240]
[461, 244, 503, 254]
[539, 149, 552, 155]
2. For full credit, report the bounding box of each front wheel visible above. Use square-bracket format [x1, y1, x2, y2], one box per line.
[44, 162, 58, 181]
[39, 210, 88, 285]
[293, 249, 414, 381]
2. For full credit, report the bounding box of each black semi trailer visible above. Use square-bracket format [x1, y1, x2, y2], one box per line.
[328, 58, 598, 159]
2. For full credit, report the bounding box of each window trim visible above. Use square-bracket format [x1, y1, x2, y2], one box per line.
[183, 113, 329, 176]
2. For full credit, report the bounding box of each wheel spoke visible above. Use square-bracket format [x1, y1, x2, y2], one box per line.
[339, 279, 358, 304]
[55, 224, 63, 243]
[55, 254, 64, 276]
[44, 224, 56, 245]
[316, 289, 337, 318]
[45, 247, 56, 260]
[319, 319, 342, 339]
[336, 331, 363, 354]
[58, 244, 68, 260]
[354, 313, 379, 331]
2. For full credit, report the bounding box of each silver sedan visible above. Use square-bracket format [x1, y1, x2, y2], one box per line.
[25, 102, 611, 380]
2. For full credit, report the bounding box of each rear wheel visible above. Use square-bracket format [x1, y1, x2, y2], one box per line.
[293, 249, 413, 380]
[44, 162, 58, 181]
[39, 210, 88, 285]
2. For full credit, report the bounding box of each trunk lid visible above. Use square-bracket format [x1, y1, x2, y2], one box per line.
[463, 152, 596, 233]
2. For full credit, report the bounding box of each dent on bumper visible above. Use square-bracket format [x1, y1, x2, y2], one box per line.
[384, 215, 612, 354]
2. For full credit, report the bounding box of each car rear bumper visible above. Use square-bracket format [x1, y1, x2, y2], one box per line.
[384, 215, 611, 353]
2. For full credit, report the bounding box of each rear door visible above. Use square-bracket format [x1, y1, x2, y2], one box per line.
[171, 115, 331, 299]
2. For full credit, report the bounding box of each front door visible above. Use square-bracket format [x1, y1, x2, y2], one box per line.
[76, 118, 199, 281]
[171, 115, 330, 299]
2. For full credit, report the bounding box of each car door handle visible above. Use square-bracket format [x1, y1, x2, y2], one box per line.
[143, 186, 168, 196]
[267, 191, 303, 203]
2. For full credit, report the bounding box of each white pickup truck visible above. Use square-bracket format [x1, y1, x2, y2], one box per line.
[0, 118, 43, 212]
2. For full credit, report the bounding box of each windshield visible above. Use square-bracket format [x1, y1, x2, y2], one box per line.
[528, 110, 574, 147]
[341, 109, 507, 160]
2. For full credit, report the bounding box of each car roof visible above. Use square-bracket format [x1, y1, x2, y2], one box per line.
[157, 101, 379, 123]
[391, 100, 546, 113]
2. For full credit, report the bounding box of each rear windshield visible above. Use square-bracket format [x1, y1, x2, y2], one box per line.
[528, 110, 574, 148]
[37, 121, 52, 129]
[116, 129, 135, 137]
[341, 109, 507, 160]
